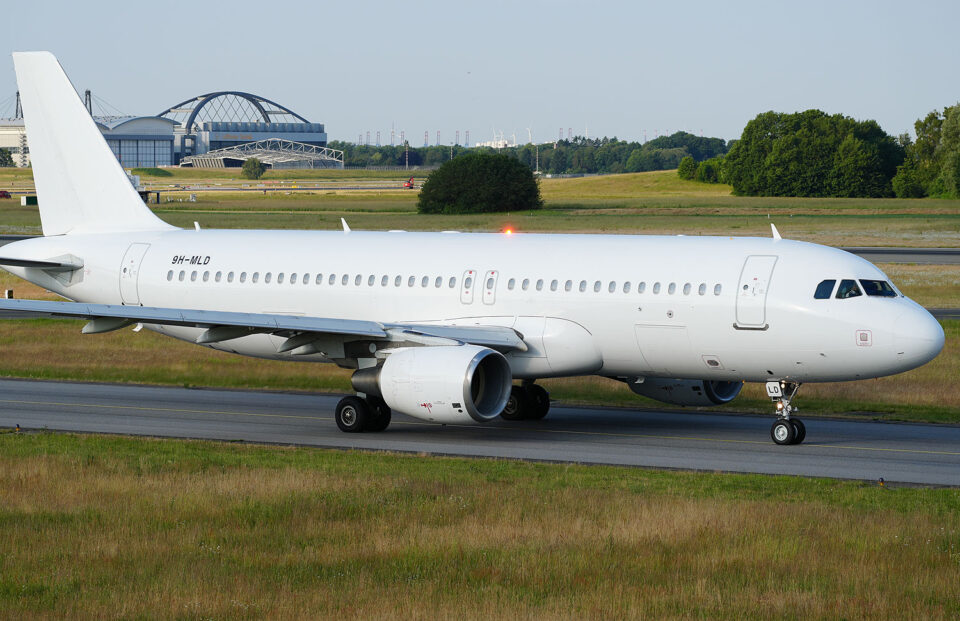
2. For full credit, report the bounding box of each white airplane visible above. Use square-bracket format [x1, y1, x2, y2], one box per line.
[0, 52, 945, 445]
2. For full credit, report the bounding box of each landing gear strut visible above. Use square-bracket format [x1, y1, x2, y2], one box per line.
[500, 382, 551, 421]
[335, 395, 392, 433]
[767, 381, 805, 445]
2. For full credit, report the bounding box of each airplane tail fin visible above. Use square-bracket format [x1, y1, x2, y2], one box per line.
[12, 52, 174, 236]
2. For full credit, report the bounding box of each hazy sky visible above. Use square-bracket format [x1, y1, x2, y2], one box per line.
[4, 0, 959, 144]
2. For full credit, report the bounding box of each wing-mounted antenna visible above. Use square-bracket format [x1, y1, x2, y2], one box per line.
[771, 223, 782, 240]
[341, 218, 351, 233]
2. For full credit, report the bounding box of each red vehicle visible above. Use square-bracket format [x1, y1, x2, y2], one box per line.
[403, 177, 415, 189]
[0, 191, 11, 199]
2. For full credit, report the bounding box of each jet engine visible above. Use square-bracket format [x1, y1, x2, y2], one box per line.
[625, 378, 743, 407]
[351, 345, 513, 424]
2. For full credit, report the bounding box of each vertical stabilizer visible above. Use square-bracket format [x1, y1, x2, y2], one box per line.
[12, 52, 174, 235]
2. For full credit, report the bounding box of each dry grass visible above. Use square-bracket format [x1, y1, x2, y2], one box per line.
[0, 433, 958, 619]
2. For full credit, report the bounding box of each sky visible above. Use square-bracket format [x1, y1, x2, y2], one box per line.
[3, 0, 959, 145]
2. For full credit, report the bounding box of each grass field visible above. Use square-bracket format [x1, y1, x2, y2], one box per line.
[0, 432, 958, 619]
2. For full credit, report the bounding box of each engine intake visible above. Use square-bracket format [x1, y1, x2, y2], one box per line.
[352, 345, 512, 423]
[625, 378, 743, 407]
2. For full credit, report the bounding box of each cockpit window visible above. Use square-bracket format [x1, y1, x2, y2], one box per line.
[814, 279, 836, 299]
[835, 279, 862, 299]
[860, 279, 897, 297]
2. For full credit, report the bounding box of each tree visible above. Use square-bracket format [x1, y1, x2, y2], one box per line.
[0, 148, 13, 168]
[677, 156, 697, 179]
[241, 157, 266, 180]
[417, 152, 542, 214]
[724, 110, 902, 197]
[694, 157, 722, 183]
[892, 160, 926, 198]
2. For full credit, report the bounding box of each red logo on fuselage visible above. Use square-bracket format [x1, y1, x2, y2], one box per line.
[419, 402, 433, 414]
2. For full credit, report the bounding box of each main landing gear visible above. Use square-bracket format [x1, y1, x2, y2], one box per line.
[767, 381, 806, 445]
[335, 395, 392, 433]
[500, 382, 551, 421]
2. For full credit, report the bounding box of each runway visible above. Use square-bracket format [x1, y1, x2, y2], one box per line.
[1, 378, 957, 486]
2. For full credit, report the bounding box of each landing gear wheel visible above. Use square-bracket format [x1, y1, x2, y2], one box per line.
[500, 386, 531, 421]
[770, 419, 796, 445]
[335, 396, 370, 433]
[790, 418, 806, 444]
[526, 384, 550, 420]
[363, 396, 392, 432]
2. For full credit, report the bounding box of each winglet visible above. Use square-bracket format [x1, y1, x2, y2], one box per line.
[771, 223, 782, 240]
[341, 218, 351, 233]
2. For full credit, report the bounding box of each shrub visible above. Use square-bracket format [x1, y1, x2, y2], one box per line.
[677, 155, 697, 180]
[418, 152, 542, 214]
[241, 158, 266, 180]
[130, 167, 172, 177]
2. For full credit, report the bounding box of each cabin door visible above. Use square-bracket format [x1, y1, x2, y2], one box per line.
[735, 255, 777, 329]
[119, 243, 150, 305]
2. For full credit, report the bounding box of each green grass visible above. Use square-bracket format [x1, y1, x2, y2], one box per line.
[0, 432, 958, 618]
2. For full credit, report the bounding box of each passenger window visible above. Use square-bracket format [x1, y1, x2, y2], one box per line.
[623, 282, 631, 293]
[653, 282, 661, 294]
[190, 271, 198, 282]
[301, 273, 309, 284]
[593, 280, 601, 292]
[178, 270, 185, 281]
[238, 272, 244, 283]
[202, 271, 210, 282]
[449, 277, 456, 288]
[329, 274, 336, 285]
[608, 281, 616, 293]
[342, 275, 349, 286]
[277, 273, 284, 284]
[315, 274, 323, 285]
[860, 279, 897, 297]
[421, 276, 429, 287]
[265, 273, 272, 284]
[166, 270, 173, 281]
[551, 279, 558, 291]
[291, 273, 298, 284]
[714, 283, 722, 295]
[395, 275, 402, 287]
[508, 278, 516, 290]
[564, 280, 572, 292]
[668, 283, 676, 295]
[683, 283, 691, 295]
[408, 276, 415, 287]
[638, 282, 646, 294]
[698, 283, 706, 296]
[536, 279, 544, 291]
[253, 272, 260, 283]
[382, 275, 389, 286]
[355, 275, 362, 286]
[814, 279, 836, 299]
[522, 278, 530, 290]
[215, 271, 222, 283]
[836, 279, 862, 299]
[486, 277, 494, 289]
[435, 277, 442, 288]
[464, 276, 473, 289]
[367, 275, 374, 286]
[229, 271, 236, 283]
[579, 280, 587, 292]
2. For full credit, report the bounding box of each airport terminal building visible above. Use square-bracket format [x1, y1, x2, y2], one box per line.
[1, 90, 337, 168]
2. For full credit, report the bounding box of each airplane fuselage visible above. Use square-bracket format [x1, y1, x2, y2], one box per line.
[4, 229, 943, 384]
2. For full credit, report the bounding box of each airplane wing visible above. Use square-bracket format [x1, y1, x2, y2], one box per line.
[0, 298, 527, 353]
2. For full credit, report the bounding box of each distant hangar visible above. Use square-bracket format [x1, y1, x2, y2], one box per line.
[0, 90, 342, 169]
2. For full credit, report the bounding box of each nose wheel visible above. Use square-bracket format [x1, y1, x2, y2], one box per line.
[766, 381, 805, 445]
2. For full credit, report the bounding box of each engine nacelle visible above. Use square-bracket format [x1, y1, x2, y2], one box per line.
[625, 378, 743, 407]
[352, 345, 512, 424]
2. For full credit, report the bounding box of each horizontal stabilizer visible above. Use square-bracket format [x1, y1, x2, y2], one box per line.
[0, 255, 83, 272]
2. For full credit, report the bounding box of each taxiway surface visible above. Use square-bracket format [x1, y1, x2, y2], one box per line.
[1, 379, 957, 486]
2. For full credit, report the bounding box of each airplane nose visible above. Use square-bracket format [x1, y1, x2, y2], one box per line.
[893, 306, 945, 371]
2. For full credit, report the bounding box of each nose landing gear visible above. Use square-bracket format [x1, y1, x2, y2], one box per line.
[767, 381, 805, 445]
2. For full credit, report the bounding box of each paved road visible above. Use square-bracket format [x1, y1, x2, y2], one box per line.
[1, 378, 957, 486]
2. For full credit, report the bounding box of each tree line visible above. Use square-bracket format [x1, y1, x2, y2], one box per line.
[328, 132, 729, 175]
[679, 106, 960, 199]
